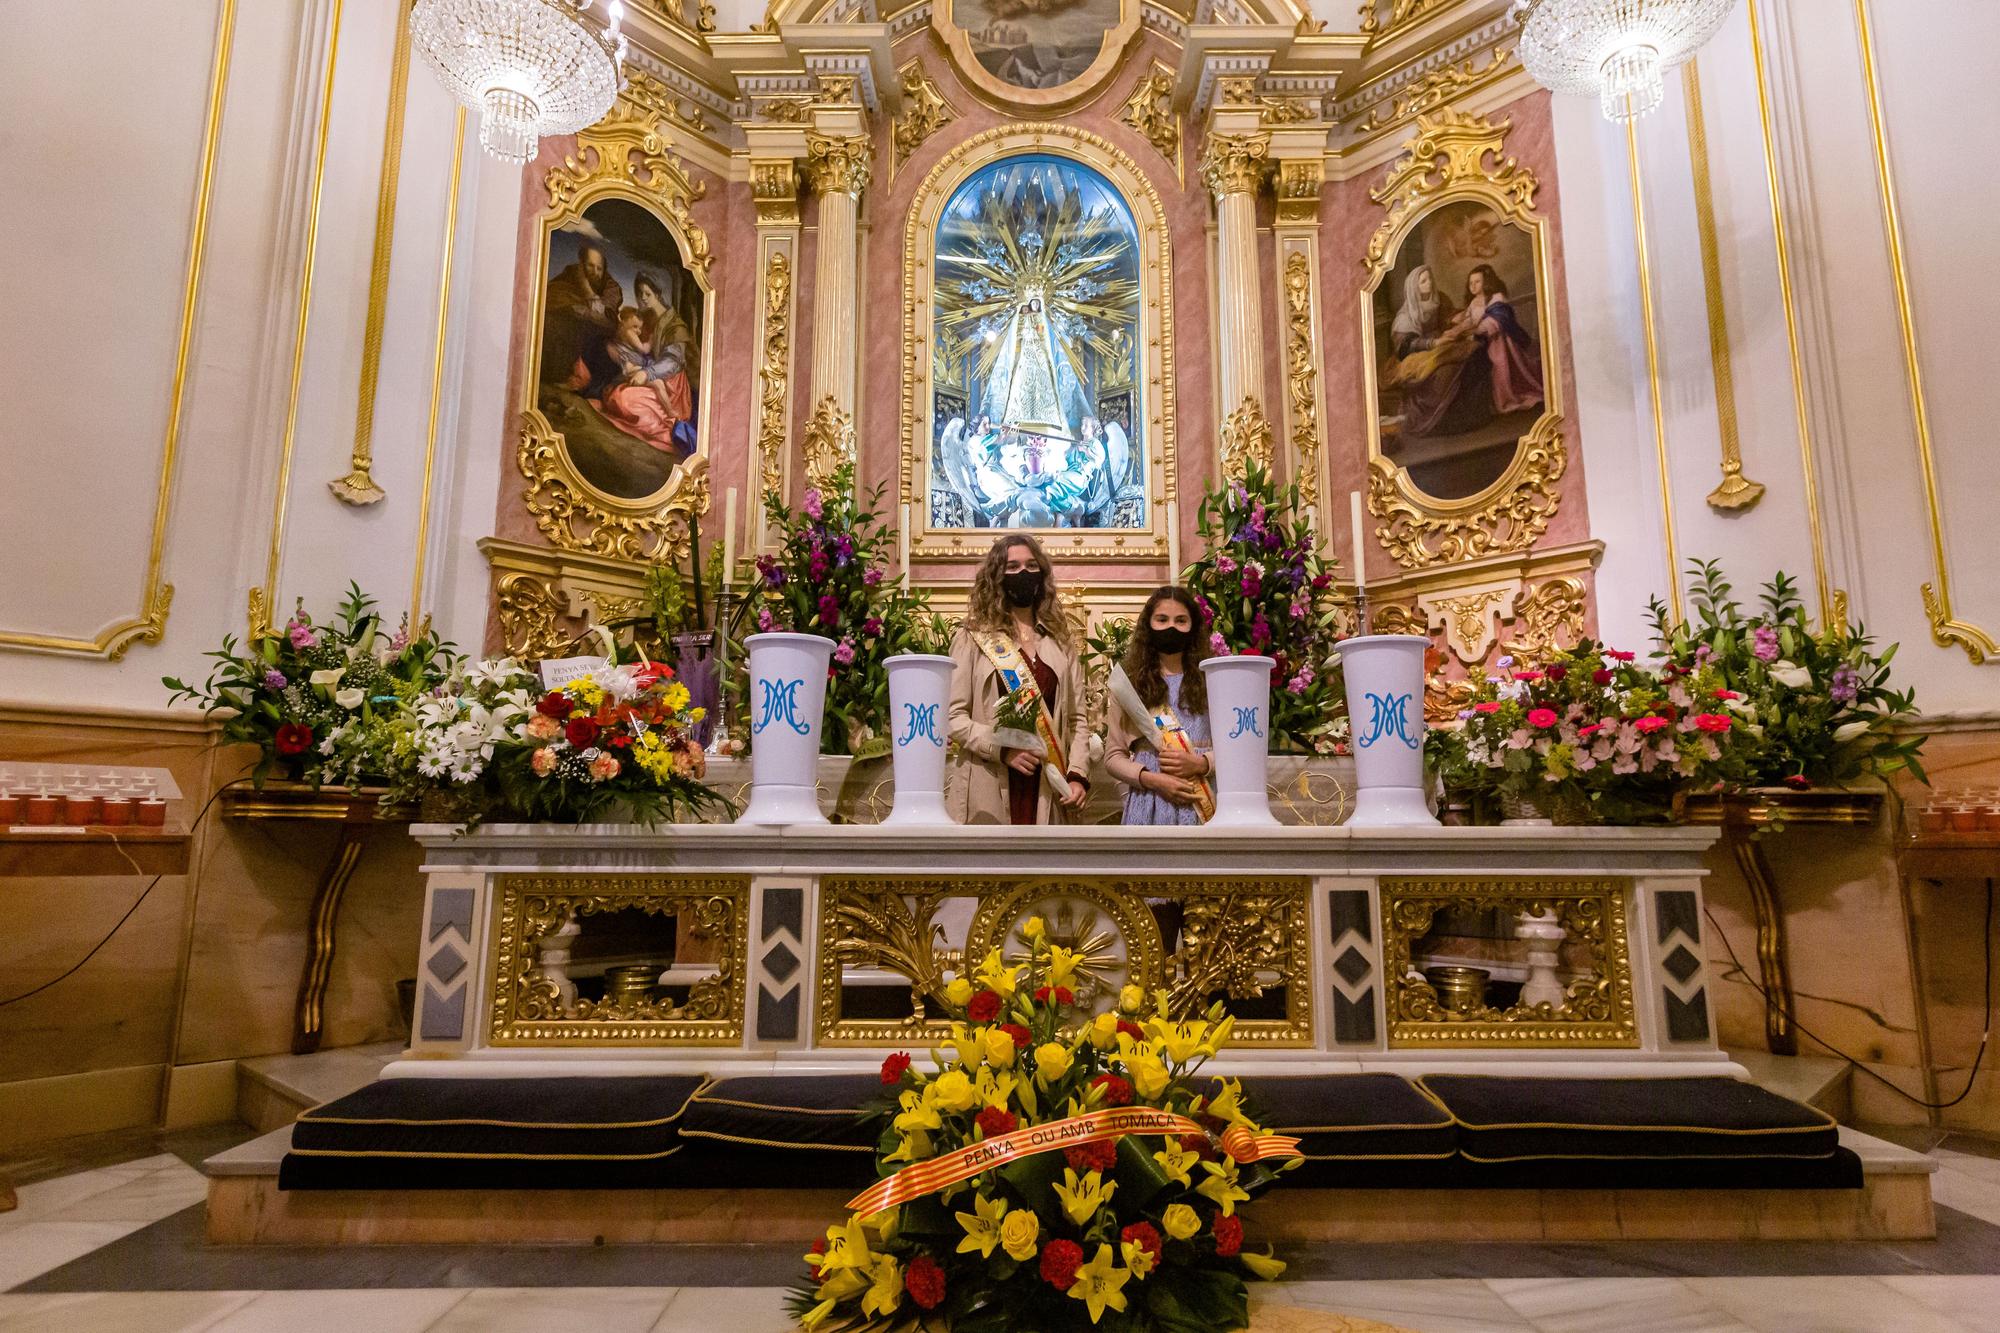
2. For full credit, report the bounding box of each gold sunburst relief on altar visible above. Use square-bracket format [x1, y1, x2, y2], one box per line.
[903, 126, 1176, 563]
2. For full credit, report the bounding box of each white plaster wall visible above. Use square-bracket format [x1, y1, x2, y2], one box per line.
[1552, 0, 2000, 714]
[0, 0, 523, 710]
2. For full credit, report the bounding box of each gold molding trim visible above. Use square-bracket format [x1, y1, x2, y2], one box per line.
[515, 99, 716, 564]
[1360, 111, 1568, 572]
[1683, 60, 1764, 514]
[0, 0, 227, 656]
[1220, 395, 1275, 479]
[755, 247, 795, 516]
[1502, 575, 1587, 657]
[900, 123, 1176, 562]
[489, 875, 749, 1046]
[892, 61, 956, 172]
[1354, 47, 1514, 136]
[1381, 877, 1638, 1049]
[804, 131, 873, 197]
[1198, 132, 1270, 197]
[330, 6, 412, 508]
[1626, 118, 1683, 621]
[801, 394, 855, 491]
[409, 107, 466, 624]
[1274, 159, 1324, 228]
[751, 159, 801, 227]
[1281, 251, 1322, 509]
[1746, 0, 1840, 629]
[1118, 63, 1182, 186]
[494, 570, 574, 660]
[252, 0, 345, 637]
[931, 0, 1141, 114]
[1853, 0, 1996, 664]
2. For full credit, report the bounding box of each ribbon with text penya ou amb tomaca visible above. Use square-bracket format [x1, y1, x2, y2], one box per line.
[843, 1106, 1301, 1217]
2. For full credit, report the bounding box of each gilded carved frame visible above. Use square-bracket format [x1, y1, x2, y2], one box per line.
[901, 124, 1176, 563]
[517, 101, 716, 564]
[1361, 111, 1568, 570]
[930, 0, 1141, 114]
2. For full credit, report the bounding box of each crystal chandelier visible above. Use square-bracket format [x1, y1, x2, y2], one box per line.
[1514, 0, 1736, 121]
[411, 0, 629, 164]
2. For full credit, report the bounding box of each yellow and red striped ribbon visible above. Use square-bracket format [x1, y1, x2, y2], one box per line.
[843, 1106, 1301, 1217]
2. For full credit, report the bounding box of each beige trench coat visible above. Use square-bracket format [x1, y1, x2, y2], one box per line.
[945, 624, 1092, 825]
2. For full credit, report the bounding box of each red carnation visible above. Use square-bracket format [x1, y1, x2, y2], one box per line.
[999, 1022, 1032, 1049]
[1064, 1139, 1118, 1174]
[1608, 649, 1637, 662]
[1212, 1213, 1243, 1257]
[1514, 669, 1545, 682]
[905, 1253, 947, 1310]
[1054, 986, 1074, 1006]
[1092, 1073, 1133, 1106]
[1033, 986, 1051, 1004]
[1592, 668, 1615, 684]
[1179, 1132, 1219, 1161]
[564, 716, 600, 747]
[273, 722, 314, 756]
[1120, 1221, 1163, 1265]
[1546, 665, 1569, 681]
[976, 1106, 1019, 1138]
[880, 1052, 912, 1086]
[967, 990, 1002, 1023]
[535, 691, 570, 718]
[1039, 1239, 1085, 1290]
[1714, 689, 1741, 700]
[1116, 1019, 1145, 1041]
[1473, 701, 1503, 714]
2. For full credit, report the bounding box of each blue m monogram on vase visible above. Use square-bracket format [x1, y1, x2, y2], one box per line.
[753, 677, 811, 736]
[1228, 705, 1264, 740]
[897, 700, 944, 748]
[1358, 690, 1420, 750]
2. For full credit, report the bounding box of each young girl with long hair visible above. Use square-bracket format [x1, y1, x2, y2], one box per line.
[1104, 586, 1214, 826]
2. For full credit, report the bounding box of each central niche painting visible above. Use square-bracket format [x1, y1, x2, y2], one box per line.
[929, 154, 1146, 532]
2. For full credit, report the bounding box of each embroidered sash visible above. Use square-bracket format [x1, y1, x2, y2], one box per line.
[972, 630, 1070, 801]
[1150, 700, 1216, 822]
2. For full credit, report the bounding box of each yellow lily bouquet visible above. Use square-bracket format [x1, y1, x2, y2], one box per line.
[790, 920, 1297, 1332]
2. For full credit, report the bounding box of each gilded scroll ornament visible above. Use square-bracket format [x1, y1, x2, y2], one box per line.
[805, 131, 872, 197]
[1281, 253, 1322, 508]
[751, 160, 800, 226]
[1169, 893, 1304, 1019]
[1197, 133, 1269, 196]
[1365, 111, 1537, 274]
[1355, 48, 1515, 136]
[754, 95, 815, 124]
[495, 571, 574, 660]
[1367, 432, 1564, 569]
[757, 250, 794, 511]
[1118, 67, 1180, 179]
[1370, 601, 1425, 637]
[1504, 576, 1587, 657]
[802, 395, 856, 491]
[1431, 587, 1507, 663]
[893, 64, 956, 167]
[1275, 159, 1323, 226]
[1220, 395, 1275, 479]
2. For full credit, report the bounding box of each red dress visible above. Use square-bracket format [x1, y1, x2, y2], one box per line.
[1007, 653, 1060, 826]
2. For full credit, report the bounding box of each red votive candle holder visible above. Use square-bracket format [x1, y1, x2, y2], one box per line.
[0, 792, 20, 823]
[135, 798, 168, 828]
[100, 796, 133, 827]
[24, 793, 61, 826]
[64, 794, 99, 825]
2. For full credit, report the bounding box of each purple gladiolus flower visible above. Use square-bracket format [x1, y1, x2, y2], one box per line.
[1830, 664, 1860, 704]
[834, 639, 856, 665]
[1752, 625, 1779, 661]
[287, 620, 317, 649]
[863, 567, 884, 587]
[1216, 554, 1237, 574]
[818, 593, 841, 625]
[863, 616, 883, 637]
[264, 669, 288, 690]
[803, 489, 824, 520]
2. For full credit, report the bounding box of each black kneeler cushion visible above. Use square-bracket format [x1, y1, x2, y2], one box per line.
[1419, 1074, 1841, 1163]
[672, 1074, 884, 1189]
[1239, 1073, 1456, 1161]
[280, 1075, 707, 1190]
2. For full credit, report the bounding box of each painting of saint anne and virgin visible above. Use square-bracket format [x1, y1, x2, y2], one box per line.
[538, 197, 704, 501]
[1370, 198, 1549, 501]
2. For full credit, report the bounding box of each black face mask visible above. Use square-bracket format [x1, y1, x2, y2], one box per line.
[1002, 569, 1046, 608]
[1151, 626, 1193, 655]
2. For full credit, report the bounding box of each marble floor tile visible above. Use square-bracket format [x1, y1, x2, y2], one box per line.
[0, 1221, 139, 1292]
[0, 1170, 129, 1231]
[432, 1287, 677, 1332]
[1881, 1277, 2000, 1333]
[1487, 1277, 1755, 1333]
[42, 1166, 206, 1225]
[1688, 1276, 1975, 1333]
[204, 1288, 467, 1333]
[1933, 1166, 2000, 1229]
[652, 1285, 795, 1333]
[96, 1154, 187, 1180]
[1936, 1150, 2000, 1184]
[1269, 1279, 1537, 1332]
[0, 1290, 255, 1332]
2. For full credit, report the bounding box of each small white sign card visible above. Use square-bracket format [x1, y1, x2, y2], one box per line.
[537, 656, 608, 689]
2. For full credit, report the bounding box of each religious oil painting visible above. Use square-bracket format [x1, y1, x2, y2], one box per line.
[1370, 198, 1548, 502]
[928, 154, 1146, 532]
[537, 197, 704, 502]
[950, 0, 1122, 91]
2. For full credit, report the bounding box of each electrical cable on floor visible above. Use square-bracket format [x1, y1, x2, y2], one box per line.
[0, 779, 240, 1008]
[1704, 872, 1994, 1111]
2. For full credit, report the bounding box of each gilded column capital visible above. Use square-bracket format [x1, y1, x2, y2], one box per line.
[1198, 132, 1270, 197]
[1274, 158, 1324, 226]
[804, 131, 873, 198]
[751, 159, 801, 227]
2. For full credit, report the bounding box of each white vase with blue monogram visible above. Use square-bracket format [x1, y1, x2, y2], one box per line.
[1336, 634, 1438, 827]
[882, 653, 957, 826]
[738, 632, 835, 825]
[1198, 655, 1280, 826]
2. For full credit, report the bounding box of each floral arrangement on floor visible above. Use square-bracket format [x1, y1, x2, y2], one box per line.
[397, 652, 728, 825]
[790, 923, 1296, 1333]
[1432, 637, 1758, 824]
[738, 463, 938, 758]
[1648, 561, 1926, 788]
[164, 585, 455, 787]
[1179, 463, 1342, 754]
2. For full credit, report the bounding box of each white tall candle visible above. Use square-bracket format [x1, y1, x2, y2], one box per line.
[722, 487, 738, 590]
[1166, 498, 1182, 580]
[1348, 490, 1367, 590]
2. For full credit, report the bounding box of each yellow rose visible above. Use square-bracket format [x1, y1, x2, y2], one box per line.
[944, 976, 973, 1007]
[1088, 1010, 1119, 1051]
[1118, 983, 1146, 1014]
[999, 1208, 1040, 1262]
[1162, 1202, 1201, 1241]
[1021, 915, 1046, 942]
[931, 1068, 979, 1113]
[982, 1026, 1017, 1070]
[1034, 1041, 1073, 1084]
[1127, 1054, 1170, 1102]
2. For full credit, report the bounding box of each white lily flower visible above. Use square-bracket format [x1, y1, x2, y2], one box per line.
[1832, 719, 1873, 744]
[334, 687, 365, 710]
[1768, 662, 1812, 689]
[309, 667, 345, 689]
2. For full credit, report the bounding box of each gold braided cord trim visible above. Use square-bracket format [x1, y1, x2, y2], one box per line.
[1459, 1149, 1838, 1164]
[678, 1129, 876, 1153]
[1414, 1075, 1839, 1135]
[285, 1145, 684, 1162]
